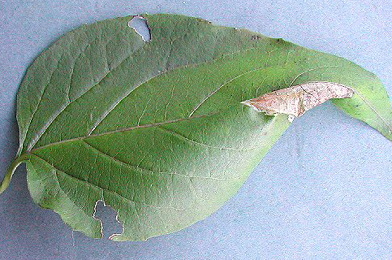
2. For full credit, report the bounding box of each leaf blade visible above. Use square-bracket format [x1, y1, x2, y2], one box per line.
[3, 13, 392, 240]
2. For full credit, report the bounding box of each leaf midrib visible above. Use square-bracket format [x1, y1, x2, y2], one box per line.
[22, 39, 392, 157]
[27, 113, 213, 154]
[25, 45, 270, 152]
[27, 69, 392, 155]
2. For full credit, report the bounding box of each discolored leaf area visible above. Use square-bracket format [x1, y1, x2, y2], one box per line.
[242, 81, 355, 121]
[1, 14, 392, 241]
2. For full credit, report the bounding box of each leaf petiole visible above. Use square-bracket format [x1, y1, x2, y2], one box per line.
[0, 154, 29, 194]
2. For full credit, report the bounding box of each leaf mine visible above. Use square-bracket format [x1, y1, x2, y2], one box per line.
[242, 81, 355, 121]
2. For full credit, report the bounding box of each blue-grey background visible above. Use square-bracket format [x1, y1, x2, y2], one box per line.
[1, 0, 391, 259]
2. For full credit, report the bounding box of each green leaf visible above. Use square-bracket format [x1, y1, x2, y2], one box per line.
[1, 14, 392, 241]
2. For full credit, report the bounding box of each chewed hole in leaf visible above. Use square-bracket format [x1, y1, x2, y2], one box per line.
[128, 16, 151, 42]
[93, 201, 123, 239]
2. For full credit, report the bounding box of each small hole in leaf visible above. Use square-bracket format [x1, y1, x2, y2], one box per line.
[128, 16, 151, 42]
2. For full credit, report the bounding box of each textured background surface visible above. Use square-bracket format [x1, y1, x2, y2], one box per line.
[1, 0, 391, 259]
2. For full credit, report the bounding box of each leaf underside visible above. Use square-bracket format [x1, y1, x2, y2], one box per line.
[2, 14, 392, 241]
